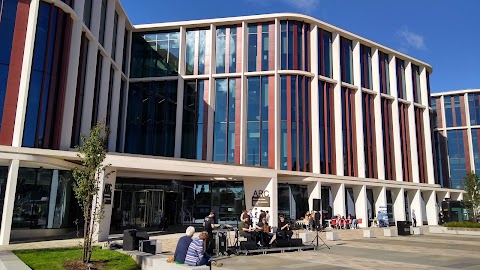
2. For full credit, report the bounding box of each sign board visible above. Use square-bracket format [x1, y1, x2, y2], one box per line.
[252, 190, 270, 207]
[103, 183, 112, 204]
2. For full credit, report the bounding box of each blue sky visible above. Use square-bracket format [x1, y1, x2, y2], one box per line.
[121, 0, 480, 93]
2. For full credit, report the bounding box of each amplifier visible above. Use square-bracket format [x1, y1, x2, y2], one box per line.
[239, 241, 257, 251]
[139, 240, 157, 255]
[289, 238, 303, 247]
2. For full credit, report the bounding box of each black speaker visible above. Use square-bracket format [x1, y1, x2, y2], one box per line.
[139, 240, 157, 254]
[314, 212, 321, 229]
[313, 199, 321, 211]
[289, 238, 303, 247]
[275, 239, 290, 247]
[240, 241, 257, 251]
[123, 229, 137, 251]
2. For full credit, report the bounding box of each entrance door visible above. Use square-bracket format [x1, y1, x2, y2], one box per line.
[130, 190, 164, 227]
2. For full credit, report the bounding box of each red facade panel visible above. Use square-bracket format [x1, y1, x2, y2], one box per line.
[268, 24, 275, 70]
[236, 25, 242, 72]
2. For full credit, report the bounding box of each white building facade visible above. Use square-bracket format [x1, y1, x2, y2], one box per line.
[0, 0, 462, 245]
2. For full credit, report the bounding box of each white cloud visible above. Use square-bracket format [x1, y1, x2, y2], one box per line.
[282, 0, 320, 13]
[397, 28, 426, 51]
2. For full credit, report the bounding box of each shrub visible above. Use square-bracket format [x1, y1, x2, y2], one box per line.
[443, 221, 480, 228]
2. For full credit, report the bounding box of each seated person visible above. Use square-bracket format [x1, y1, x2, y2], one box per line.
[335, 215, 341, 229]
[238, 215, 255, 241]
[255, 216, 273, 246]
[185, 232, 222, 267]
[174, 226, 195, 264]
[277, 215, 293, 239]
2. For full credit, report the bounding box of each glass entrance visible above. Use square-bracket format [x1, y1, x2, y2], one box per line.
[130, 190, 164, 227]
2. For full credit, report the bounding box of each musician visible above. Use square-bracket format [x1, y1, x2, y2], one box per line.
[238, 215, 255, 241]
[277, 214, 293, 239]
[255, 216, 272, 246]
[203, 211, 215, 254]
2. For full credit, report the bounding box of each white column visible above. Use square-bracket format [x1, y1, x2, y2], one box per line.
[308, 181, 321, 212]
[424, 190, 439, 225]
[267, 177, 278, 227]
[274, 18, 281, 169]
[420, 67, 435, 184]
[389, 56, 403, 182]
[103, 0, 115, 55]
[410, 189, 424, 226]
[310, 26, 320, 174]
[373, 186, 387, 214]
[392, 187, 406, 222]
[405, 62, 420, 183]
[174, 27, 186, 157]
[60, 0, 85, 150]
[332, 183, 346, 217]
[240, 21, 248, 164]
[353, 185, 368, 228]
[80, 41, 100, 136]
[353, 41, 365, 178]
[47, 170, 59, 228]
[90, 0, 102, 40]
[11, 0, 40, 147]
[93, 167, 117, 242]
[243, 176, 278, 227]
[332, 33, 344, 176]
[206, 25, 215, 161]
[0, 160, 20, 245]
[372, 48, 385, 179]
[465, 93, 475, 173]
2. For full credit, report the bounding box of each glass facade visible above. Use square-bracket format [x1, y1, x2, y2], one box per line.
[99, 0, 107, 46]
[116, 80, 127, 151]
[362, 93, 377, 178]
[125, 81, 177, 156]
[378, 51, 390, 95]
[469, 93, 480, 125]
[280, 21, 310, 71]
[360, 45, 372, 89]
[447, 129, 470, 189]
[471, 129, 480, 176]
[340, 37, 353, 84]
[415, 108, 427, 183]
[396, 58, 406, 99]
[277, 184, 308, 220]
[341, 87, 357, 176]
[186, 29, 209, 75]
[280, 75, 311, 172]
[398, 102, 411, 182]
[434, 131, 449, 187]
[0, 0, 19, 133]
[0, 166, 7, 229]
[71, 33, 88, 147]
[411, 64, 421, 103]
[13, 168, 76, 229]
[91, 51, 102, 127]
[106, 67, 114, 128]
[381, 98, 395, 180]
[247, 76, 272, 167]
[182, 80, 208, 160]
[318, 29, 332, 78]
[83, 0, 93, 28]
[444, 95, 465, 127]
[213, 78, 240, 164]
[216, 26, 241, 74]
[318, 81, 335, 174]
[112, 12, 118, 61]
[248, 22, 274, 72]
[22, 2, 72, 149]
[130, 31, 180, 78]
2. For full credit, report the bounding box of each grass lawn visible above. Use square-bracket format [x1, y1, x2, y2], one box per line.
[14, 247, 140, 270]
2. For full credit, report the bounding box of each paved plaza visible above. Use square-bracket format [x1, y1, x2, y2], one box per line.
[1, 227, 480, 269]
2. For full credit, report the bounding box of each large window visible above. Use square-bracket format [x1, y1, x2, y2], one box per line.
[112, 12, 119, 61]
[411, 64, 421, 103]
[280, 21, 310, 71]
[0, 166, 7, 229]
[468, 93, 480, 125]
[130, 31, 180, 78]
[447, 129, 470, 189]
[415, 108, 427, 183]
[248, 22, 273, 72]
[216, 26, 241, 74]
[106, 67, 115, 128]
[471, 129, 480, 176]
[13, 168, 75, 229]
[182, 80, 208, 160]
[434, 131, 449, 187]
[360, 45, 372, 89]
[398, 102, 411, 182]
[318, 81, 335, 174]
[378, 51, 390, 95]
[91, 51, 103, 127]
[122, 29, 129, 74]
[186, 29, 209, 75]
[318, 29, 332, 78]
[444, 95, 465, 127]
[83, 0, 93, 28]
[213, 78, 240, 163]
[280, 75, 311, 172]
[246, 76, 273, 167]
[340, 37, 353, 84]
[125, 81, 177, 157]
[396, 58, 406, 99]
[362, 93, 377, 178]
[116, 80, 127, 151]
[71, 33, 89, 147]
[341, 87, 357, 176]
[381, 98, 395, 180]
[99, 0, 107, 46]
[22, 2, 72, 149]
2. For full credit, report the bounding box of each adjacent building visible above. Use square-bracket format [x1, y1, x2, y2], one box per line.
[0, 0, 464, 245]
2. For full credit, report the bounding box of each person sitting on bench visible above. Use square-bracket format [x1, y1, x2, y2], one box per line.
[173, 226, 195, 264]
[277, 214, 293, 239]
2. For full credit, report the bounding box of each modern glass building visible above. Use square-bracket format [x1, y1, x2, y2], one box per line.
[0, 0, 463, 245]
[431, 90, 480, 189]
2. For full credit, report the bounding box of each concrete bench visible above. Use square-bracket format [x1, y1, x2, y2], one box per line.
[363, 230, 376, 238]
[326, 231, 338, 241]
[383, 228, 397, 237]
[412, 227, 424, 235]
[299, 232, 314, 243]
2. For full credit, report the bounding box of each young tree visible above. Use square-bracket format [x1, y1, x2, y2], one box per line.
[72, 122, 111, 263]
[463, 172, 480, 223]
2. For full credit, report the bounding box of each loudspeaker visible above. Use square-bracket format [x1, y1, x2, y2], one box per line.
[123, 229, 137, 251]
[139, 240, 157, 254]
[289, 238, 303, 247]
[275, 239, 290, 247]
[314, 212, 321, 229]
[240, 241, 257, 251]
[313, 199, 321, 211]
